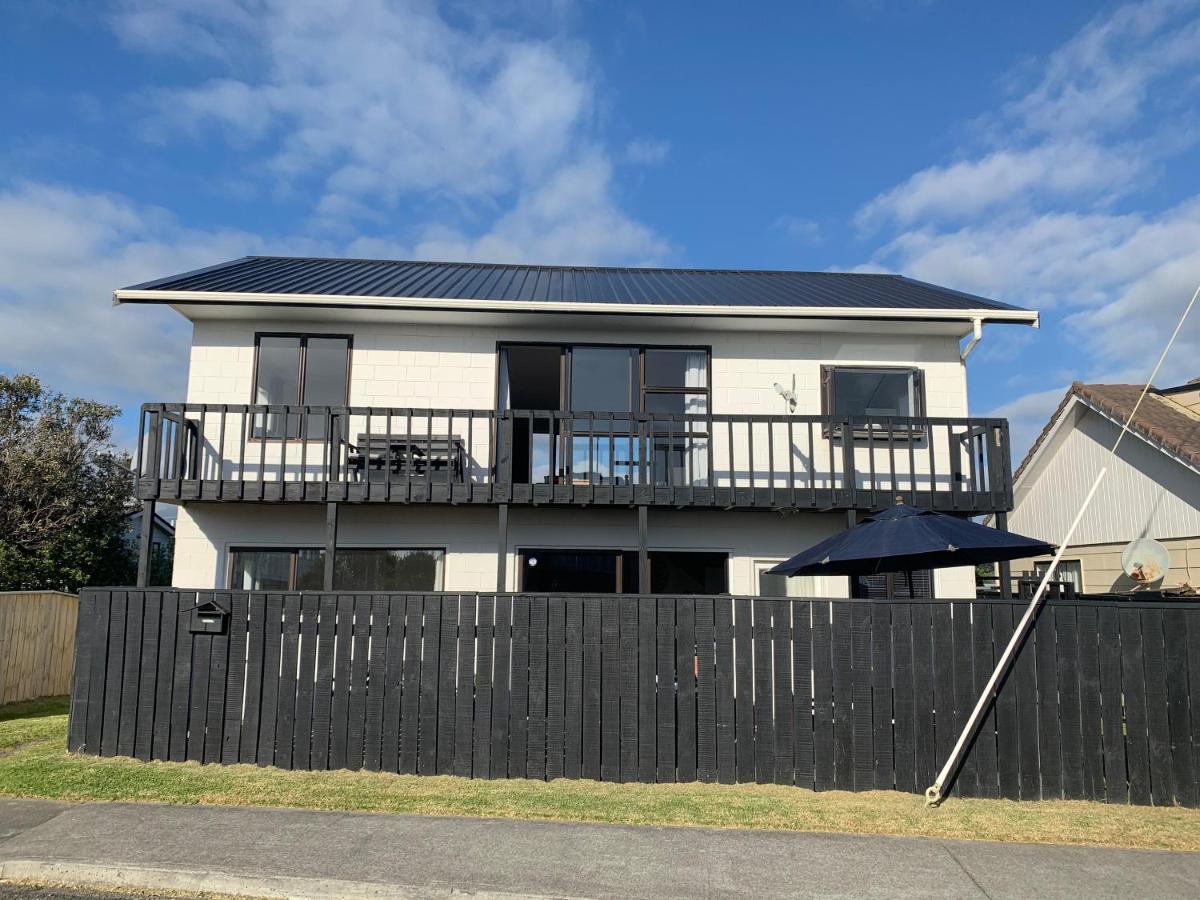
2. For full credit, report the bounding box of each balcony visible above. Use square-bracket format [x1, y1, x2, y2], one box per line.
[136, 404, 1013, 513]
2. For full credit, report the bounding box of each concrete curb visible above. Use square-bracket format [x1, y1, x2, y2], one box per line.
[0, 859, 562, 900]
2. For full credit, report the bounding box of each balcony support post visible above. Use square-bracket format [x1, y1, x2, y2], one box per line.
[638, 505, 649, 594]
[136, 500, 155, 588]
[324, 502, 339, 592]
[995, 511, 1012, 599]
[497, 503, 509, 592]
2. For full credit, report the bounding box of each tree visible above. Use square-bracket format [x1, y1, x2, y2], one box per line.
[0, 374, 136, 592]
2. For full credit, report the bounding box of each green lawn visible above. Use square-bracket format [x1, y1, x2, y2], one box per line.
[2, 697, 1198, 851]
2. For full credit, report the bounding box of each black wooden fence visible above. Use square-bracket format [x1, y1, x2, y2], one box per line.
[69, 590, 1200, 806]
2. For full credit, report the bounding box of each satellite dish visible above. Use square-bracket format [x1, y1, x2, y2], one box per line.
[1121, 538, 1169, 588]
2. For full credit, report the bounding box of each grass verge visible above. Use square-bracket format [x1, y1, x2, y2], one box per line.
[2, 697, 1198, 851]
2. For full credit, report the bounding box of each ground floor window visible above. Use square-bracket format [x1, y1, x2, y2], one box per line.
[334, 548, 444, 591]
[649, 551, 727, 594]
[754, 560, 819, 598]
[518, 548, 728, 594]
[229, 547, 443, 591]
[520, 549, 640, 593]
[851, 570, 934, 599]
[230, 548, 325, 591]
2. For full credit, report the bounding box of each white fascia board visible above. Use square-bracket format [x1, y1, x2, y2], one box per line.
[112, 288, 1041, 326]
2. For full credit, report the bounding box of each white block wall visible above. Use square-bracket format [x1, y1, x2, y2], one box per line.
[186, 317, 968, 417]
[171, 314, 977, 597]
[173, 502, 978, 598]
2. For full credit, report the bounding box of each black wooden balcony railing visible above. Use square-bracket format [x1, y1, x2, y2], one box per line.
[136, 403, 1013, 512]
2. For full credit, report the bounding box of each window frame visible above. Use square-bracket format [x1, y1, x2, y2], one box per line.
[250, 332, 354, 441]
[819, 364, 927, 439]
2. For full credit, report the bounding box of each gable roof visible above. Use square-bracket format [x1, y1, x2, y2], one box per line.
[115, 255, 1038, 324]
[1013, 381, 1200, 486]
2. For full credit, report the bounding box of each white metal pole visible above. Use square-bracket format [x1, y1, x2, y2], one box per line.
[925, 282, 1200, 807]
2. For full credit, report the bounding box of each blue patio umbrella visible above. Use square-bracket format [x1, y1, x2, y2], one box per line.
[767, 504, 1055, 588]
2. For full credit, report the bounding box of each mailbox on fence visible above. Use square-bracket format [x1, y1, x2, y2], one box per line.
[189, 599, 229, 634]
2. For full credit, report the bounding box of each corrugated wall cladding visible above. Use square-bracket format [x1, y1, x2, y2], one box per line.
[69, 590, 1200, 806]
[123, 256, 1027, 312]
[1011, 408, 1200, 545]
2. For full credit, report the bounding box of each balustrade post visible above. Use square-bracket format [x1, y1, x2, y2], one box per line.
[323, 502, 339, 591]
[136, 500, 156, 588]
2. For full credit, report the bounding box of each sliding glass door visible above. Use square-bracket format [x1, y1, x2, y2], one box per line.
[498, 344, 710, 487]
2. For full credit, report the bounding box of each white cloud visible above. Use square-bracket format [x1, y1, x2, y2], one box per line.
[773, 215, 821, 244]
[1005, 0, 1200, 138]
[990, 384, 1075, 460]
[624, 139, 670, 165]
[855, 141, 1145, 229]
[109, 0, 664, 266]
[0, 181, 316, 419]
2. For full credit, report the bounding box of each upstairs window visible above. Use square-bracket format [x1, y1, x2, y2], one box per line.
[822, 366, 924, 419]
[820, 366, 926, 446]
[642, 349, 709, 416]
[253, 334, 351, 438]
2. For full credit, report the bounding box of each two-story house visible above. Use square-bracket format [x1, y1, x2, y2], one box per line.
[118, 256, 1038, 600]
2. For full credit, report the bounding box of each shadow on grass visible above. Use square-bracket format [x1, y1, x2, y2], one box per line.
[0, 696, 70, 723]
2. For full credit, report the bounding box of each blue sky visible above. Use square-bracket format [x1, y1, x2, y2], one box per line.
[2, 0, 1199, 457]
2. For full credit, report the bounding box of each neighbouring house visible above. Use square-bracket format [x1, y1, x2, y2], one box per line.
[116, 256, 1038, 599]
[1005, 379, 1200, 593]
[123, 506, 175, 558]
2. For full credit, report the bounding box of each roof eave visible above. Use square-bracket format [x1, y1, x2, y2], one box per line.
[111, 288, 1041, 325]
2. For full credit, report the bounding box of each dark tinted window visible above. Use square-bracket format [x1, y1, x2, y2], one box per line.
[333, 549, 444, 591]
[644, 393, 708, 415]
[644, 349, 708, 388]
[830, 368, 917, 417]
[570, 348, 635, 412]
[255, 337, 301, 405]
[649, 551, 727, 594]
[303, 337, 350, 406]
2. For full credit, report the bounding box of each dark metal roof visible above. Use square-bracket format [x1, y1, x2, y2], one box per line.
[120, 255, 1032, 316]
